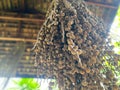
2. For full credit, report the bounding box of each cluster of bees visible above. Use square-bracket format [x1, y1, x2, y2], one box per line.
[33, 0, 120, 90]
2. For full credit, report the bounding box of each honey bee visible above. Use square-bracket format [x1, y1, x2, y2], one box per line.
[85, 68, 91, 73]
[87, 60, 93, 66]
[91, 56, 97, 64]
[60, 12, 65, 17]
[112, 85, 119, 90]
[68, 20, 74, 26]
[94, 50, 100, 56]
[67, 39, 75, 46]
[87, 40, 92, 45]
[68, 45, 73, 51]
[103, 78, 110, 84]
[68, 74, 76, 84]
[73, 45, 79, 51]
[65, 27, 71, 31]
[70, 67, 78, 75]
[92, 45, 97, 49]
[106, 71, 114, 80]
[81, 80, 88, 86]
[71, 49, 77, 55]
[77, 49, 83, 55]
[53, 21, 58, 25]
[77, 39, 83, 45]
[78, 27, 83, 33]
[66, 31, 75, 39]
[79, 70, 85, 75]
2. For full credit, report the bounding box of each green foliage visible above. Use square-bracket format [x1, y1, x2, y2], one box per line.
[110, 6, 120, 42]
[7, 78, 40, 90]
[104, 5, 120, 86]
[113, 42, 120, 54]
[115, 6, 120, 29]
[116, 6, 120, 19]
[112, 6, 120, 54]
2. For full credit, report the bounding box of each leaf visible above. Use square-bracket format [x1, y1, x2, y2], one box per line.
[7, 78, 40, 90]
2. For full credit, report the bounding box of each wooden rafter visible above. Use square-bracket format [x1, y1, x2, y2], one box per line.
[86, 1, 118, 9]
[0, 37, 36, 42]
[0, 16, 44, 23]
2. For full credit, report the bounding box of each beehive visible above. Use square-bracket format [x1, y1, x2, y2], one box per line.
[33, 0, 120, 90]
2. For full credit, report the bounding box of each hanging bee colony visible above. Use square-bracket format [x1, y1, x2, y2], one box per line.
[33, 0, 120, 90]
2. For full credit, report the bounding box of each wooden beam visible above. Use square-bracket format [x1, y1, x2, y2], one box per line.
[0, 42, 33, 47]
[0, 16, 45, 23]
[0, 25, 40, 31]
[0, 47, 12, 51]
[86, 1, 118, 9]
[0, 37, 36, 42]
[0, 11, 45, 18]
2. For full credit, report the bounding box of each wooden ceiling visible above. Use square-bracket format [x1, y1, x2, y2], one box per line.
[0, 0, 119, 77]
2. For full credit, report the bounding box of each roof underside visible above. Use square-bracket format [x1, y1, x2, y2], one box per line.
[0, 0, 119, 77]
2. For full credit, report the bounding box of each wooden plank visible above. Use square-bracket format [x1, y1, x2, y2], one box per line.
[0, 22, 40, 30]
[0, 16, 44, 23]
[0, 43, 33, 47]
[0, 43, 11, 46]
[0, 27, 17, 31]
[0, 31, 37, 36]
[0, 11, 44, 18]
[0, 47, 12, 51]
[0, 33, 37, 39]
[0, 27, 39, 34]
[0, 43, 17, 46]
[0, 37, 36, 42]
[86, 1, 118, 9]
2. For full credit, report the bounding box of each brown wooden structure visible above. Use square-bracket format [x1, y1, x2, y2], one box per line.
[0, 0, 119, 77]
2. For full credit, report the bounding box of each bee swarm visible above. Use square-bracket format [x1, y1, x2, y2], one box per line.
[33, 0, 120, 90]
